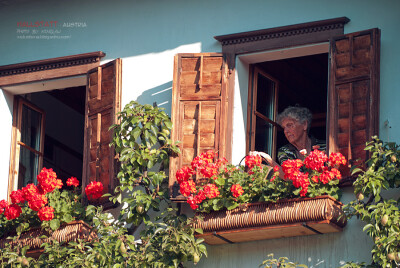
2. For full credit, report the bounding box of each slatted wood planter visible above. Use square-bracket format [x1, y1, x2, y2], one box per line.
[0, 220, 95, 257]
[194, 195, 346, 245]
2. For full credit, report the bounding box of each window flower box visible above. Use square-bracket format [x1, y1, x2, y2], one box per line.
[0, 220, 95, 257]
[193, 195, 346, 245]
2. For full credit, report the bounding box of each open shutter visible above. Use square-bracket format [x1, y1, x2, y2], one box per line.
[169, 53, 228, 200]
[328, 29, 380, 173]
[83, 59, 122, 206]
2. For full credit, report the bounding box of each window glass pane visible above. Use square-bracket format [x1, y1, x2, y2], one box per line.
[20, 104, 42, 151]
[254, 117, 273, 156]
[18, 146, 39, 187]
[256, 73, 275, 119]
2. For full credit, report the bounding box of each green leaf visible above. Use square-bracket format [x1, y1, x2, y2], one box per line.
[363, 223, 373, 232]
[50, 219, 60, 231]
[132, 127, 141, 140]
[164, 121, 172, 129]
[195, 228, 203, 234]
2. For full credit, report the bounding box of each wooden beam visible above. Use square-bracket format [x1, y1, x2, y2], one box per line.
[0, 51, 105, 86]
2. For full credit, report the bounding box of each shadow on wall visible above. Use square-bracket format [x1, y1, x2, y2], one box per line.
[136, 81, 173, 115]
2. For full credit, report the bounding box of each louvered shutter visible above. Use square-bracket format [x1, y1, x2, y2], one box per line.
[83, 59, 122, 206]
[328, 29, 380, 173]
[169, 53, 228, 200]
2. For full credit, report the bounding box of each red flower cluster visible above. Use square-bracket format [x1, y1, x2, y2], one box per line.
[245, 155, 262, 171]
[37, 168, 63, 194]
[281, 159, 303, 180]
[28, 194, 48, 211]
[319, 168, 342, 184]
[204, 184, 220, 199]
[179, 180, 196, 197]
[304, 149, 328, 171]
[38, 206, 55, 221]
[328, 152, 347, 167]
[0, 167, 96, 223]
[0, 167, 61, 221]
[230, 184, 244, 198]
[4, 204, 22, 220]
[176, 166, 193, 183]
[0, 200, 8, 214]
[85, 181, 104, 200]
[66, 177, 79, 187]
[10, 189, 25, 204]
[175, 151, 227, 210]
[281, 150, 346, 197]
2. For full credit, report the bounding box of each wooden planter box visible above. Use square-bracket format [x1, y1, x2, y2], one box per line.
[194, 195, 347, 245]
[0, 220, 95, 257]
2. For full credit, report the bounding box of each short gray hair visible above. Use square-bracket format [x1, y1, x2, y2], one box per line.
[277, 106, 312, 132]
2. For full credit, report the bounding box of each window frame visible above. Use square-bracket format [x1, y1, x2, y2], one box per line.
[9, 97, 46, 191]
[214, 17, 349, 163]
[247, 66, 280, 161]
[1, 52, 106, 201]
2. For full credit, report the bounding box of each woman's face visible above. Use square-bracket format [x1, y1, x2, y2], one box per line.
[281, 117, 307, 145]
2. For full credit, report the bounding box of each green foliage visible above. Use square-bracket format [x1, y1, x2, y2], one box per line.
[260, 253, 308, 268]
[343, 137, 400, 267]
[0, 101, 204, 267]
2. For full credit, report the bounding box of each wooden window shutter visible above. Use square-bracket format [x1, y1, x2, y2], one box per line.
[328, 29, 380, 174]
[169, 53, 228, 200]
[83, 59, 122, 207]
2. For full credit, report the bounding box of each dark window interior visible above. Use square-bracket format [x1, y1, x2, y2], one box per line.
[254, 53, 328, 158]
[23, 86, 86, 187]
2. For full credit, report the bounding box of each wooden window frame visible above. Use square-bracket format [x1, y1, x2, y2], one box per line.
[215, 17, 380, 185]
[9, 97, 45, 195]
[214, 17, 350, 161]
[3, 52, 106, 200]
[247, 67, 279, 160]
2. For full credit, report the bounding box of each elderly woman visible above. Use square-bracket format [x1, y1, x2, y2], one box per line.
[251, 106, 325, 177]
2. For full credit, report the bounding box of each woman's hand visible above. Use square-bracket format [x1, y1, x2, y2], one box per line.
[249, 151, 273, 165]
[249, 151, 285, 179]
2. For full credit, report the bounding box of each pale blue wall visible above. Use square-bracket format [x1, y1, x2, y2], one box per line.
[1, 0, 399, 140]
[1, 0, 400, 266]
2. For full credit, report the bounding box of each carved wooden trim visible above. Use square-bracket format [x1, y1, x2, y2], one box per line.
[0, 51, 105, 77]
[215, 17, 349, 47]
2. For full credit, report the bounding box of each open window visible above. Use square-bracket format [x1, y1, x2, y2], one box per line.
[169, 19, 380, 198]
[6, 56, 122, 207]
[247, 52, 329, 162]
[12, 98, 45, 189]
[247, 67, 280, 161]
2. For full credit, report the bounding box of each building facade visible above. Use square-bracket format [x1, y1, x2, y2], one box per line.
[1, 0, 400, 266]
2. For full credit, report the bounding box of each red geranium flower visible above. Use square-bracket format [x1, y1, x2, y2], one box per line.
[187, 195, 198, 210]
[194, 190, 206, 204]
[281, 159, 303, 180]
[231, 184, 244, 198]
[304, 149, 328, 171]
[204, 184, 220, 199]
[328, 152, 347, 167]
[85, 181, 104, 200]
[4, 204, 22, 220]
[245, 155, 262, 170]
[37, 167, 60, 193]
[0, 200, 9, 214]
[22, 183, 40, 201]
[66, 177, 79, 187]
[38, 206, 55, 221]
[28, 194, 48, 211]
[179, 180, 196, 197]
[10, 189, 25, 204]
[176, 166, 193, 183]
